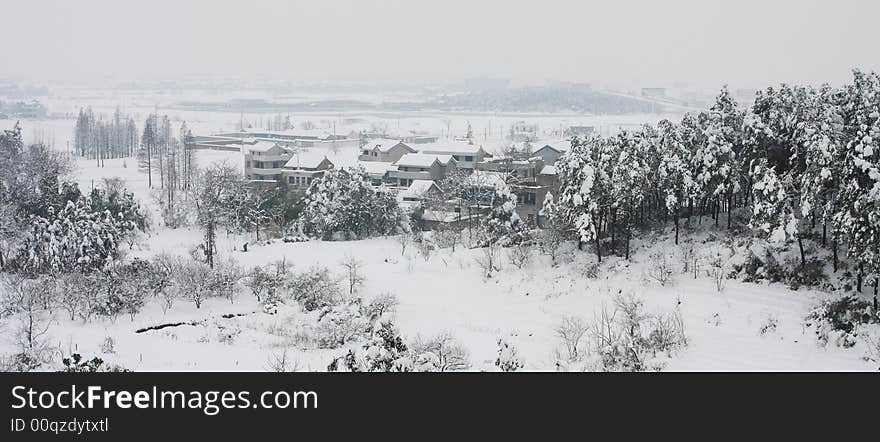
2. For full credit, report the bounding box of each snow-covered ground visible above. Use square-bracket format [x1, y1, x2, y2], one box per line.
[11, 154, 872, 372]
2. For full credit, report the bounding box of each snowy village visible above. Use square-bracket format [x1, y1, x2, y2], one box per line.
[1, 1, 879, 373]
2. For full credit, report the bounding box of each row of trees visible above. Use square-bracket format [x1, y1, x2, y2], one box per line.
[550, 70, 880, 290]
[74, 107, 139, 163]
[139, 115, 197, 194]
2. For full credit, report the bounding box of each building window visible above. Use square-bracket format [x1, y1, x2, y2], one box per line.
[465, 156, 473, 162]
[288, 176, 295, 184]
[517, 192, 536, 205]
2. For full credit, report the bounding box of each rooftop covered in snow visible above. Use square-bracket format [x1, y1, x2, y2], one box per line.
[394, 153, 455, 168]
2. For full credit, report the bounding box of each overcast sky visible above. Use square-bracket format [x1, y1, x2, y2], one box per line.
[3, 0, 879, 89]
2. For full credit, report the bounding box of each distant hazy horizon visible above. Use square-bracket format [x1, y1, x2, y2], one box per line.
[4, 0, 879, 90]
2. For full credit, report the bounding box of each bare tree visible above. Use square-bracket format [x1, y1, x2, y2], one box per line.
[396, 233, 411, 256]
[475, 241, 502, 278]
[538, 226, 565, 267]
[366, 293, 399, 324]
[1, 276, 53, 367]
[507, 242, 532, 269]
[410, 333, 471, 372]
[265, 349, 301, 372]
[555, 315, 589, 361]
[647, 252, 675, 286]
[340, 255, 366, 295]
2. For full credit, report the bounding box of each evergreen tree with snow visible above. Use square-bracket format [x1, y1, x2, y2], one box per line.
[298, 167, 402, 240]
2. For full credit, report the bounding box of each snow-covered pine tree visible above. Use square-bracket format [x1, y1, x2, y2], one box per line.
[656, 119, 694, 244]
[745, 84, 829, 268]
[833, 70, 880, 290]
[555, 136, 605, 260]
[298, 167, 402, 240]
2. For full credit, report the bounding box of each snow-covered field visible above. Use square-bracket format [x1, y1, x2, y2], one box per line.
[16, 154, 873, 372]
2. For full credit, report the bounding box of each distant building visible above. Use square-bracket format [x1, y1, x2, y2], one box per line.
[388, 153, 457, 187]
[189, 135, 252, 151]
[244, 141, 290, 182]
[358, 161, 397, 186]
[419, 140, 492, 170]
[398, 180, 442, 204]
[0, 100, 47, 119]
[532, 140, 571, 165]
[475, 156, 554, 226]
[281, 150, 334, 191]
[403, 134, 440, 144]
[215, 128, 360, 149]
[358, 139, 416, 163]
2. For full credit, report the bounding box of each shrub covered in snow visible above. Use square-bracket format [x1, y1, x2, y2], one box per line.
[287, 266, 342, 312]
[495, 338, 525, 372]
[807, 296, 879, 348]
[327, 321, 410, 372]
[314, 302, 370, 349]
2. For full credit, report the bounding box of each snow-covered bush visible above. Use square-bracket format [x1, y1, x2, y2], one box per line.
[171, 258, 235, 309]
[365, 293, 399, 324]
[495, 339, 524, 372]
[416, 234, 436, 261]
[100, 336, 116, 354]
[585, 294, 688, 372]
[314, 302, 370, 349]
[482, 184, 528, 246]
[14, 197, 140, 274]
[149, 254, 177, 312]
[216, 323, 242, 345]
[60, 353, 130, 372]
[327, 321, 411, 372]
[807, 296, 878, 348]
[786, 257, 826, 290]
[647, 308, 688, 353]
[287, 266, 342, 312]
[298, 168, 403, 240]
[759, 315, 778, 335]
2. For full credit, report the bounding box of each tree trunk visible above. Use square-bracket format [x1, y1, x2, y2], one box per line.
[674, 208, 680, 245]
[857, 263, 863, 293]
[610, 211, 616, 255]
[797, 235, 806, 269]
[832, 239, 838, 273]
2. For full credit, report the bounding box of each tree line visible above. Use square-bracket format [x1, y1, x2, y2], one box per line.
[548, 69, 880, 294]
